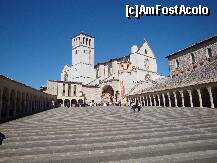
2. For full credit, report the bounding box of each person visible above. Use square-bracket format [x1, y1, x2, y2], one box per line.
[131, 101, 141, 113]
[0, 132, 6, 145]
[137, 102, 141, 112]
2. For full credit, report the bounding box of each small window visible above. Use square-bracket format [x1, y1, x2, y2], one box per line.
[84, 50, 85, 53]
[75, 50, 77, 55]
[144, 49, 147, 54]
[207, 48, 213, 58]
[175, 59, 179, 68]
[190, 53, 195, 64]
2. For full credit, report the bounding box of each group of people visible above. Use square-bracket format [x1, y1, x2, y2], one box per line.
[131, 101, 141, 113]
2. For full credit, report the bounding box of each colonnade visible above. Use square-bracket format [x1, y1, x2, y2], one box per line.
[128, 85, 217, 109]
[0, 75, 56, 122]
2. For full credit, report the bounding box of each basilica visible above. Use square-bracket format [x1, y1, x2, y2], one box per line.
[44, 33, 164, 106]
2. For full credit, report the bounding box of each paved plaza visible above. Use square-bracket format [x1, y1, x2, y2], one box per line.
[1, 106, 217, 163]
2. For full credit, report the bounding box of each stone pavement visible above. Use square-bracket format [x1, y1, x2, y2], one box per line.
[0, 106, 217, 163]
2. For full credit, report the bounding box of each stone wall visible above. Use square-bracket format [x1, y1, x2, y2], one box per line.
[169, 37, 217, 78]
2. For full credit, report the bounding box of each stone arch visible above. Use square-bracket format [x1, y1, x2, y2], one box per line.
[71, 99, 77, 107]
[78, 99, 83, 106]
[57, 99, 63, 107]
[183, 90, 191, 107]
[86, 38, 88, 45]
[2, 88, 9, 119]
[21, 92, 25, 114]
[83, 37, 85, 44]
[212, 86, 217, 108]
[151, 95, 154, 106]
[170, 92, 175, 107]
[164, 94, 169, 107]
[159, 94, 164, 107]
[64, 99, 70, 107]
[102, 85, 114, 103]
[9, 90, 16, 117]
[16, 91, 21, 115]
[25, 94, 29, 113]
[176, 91, 182, 107]
[154, 94, 159, 106]
[192, 89, 200, 107]
[201, 87, 211, 108]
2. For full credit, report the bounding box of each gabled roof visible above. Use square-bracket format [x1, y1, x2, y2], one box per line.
[166, 35, 217, 59]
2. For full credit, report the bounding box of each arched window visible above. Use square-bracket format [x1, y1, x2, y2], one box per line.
[83, 37, 85, 44]
[89, 39, 91, 46]
[207, 48, 213, 59]
[190, 53, 195, 64]
[175, 59, 179, 68]
[86, 38, 88, 45]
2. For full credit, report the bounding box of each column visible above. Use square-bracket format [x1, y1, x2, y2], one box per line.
[173, 92, 178, 107]
[141, 96, 144, 106]
[157, 94, 160, 106]
[143, 96, 146, 106]
[146, 96, 149, 106]
[207, 87, 214, 108]
[153, 95, 156, 106]
[162, 93, 166, 107]
[187, 90, 193, 107]
[167, 92, 171, 107]
[197, 88, 203, 108]
[180, 90, 185, 107]
[65, 84, 68, 97]
[149, 95, 152, 106]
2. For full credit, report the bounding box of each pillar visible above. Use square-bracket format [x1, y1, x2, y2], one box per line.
[197, 88, 203, 108]
[167, 93, 171, 107]
[149, 95, 152, 106]
[207, 87, 214, 108]
[65, 84, 68, 97]
[173, 92, 178, 107]
[153, 95, 156, 106]
[162, 93, 166, 107]
[187, 90, 193, 107]
[145, 96, 148, 106]
[143, 96, 146, 106]
[157, 94, 160, 106]
[180, 90, 185, 107]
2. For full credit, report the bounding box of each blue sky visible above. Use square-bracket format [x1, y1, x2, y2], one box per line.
[0, 0, 217, 88]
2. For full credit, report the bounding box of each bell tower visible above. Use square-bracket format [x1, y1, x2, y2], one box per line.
[72, 33, 94, 67]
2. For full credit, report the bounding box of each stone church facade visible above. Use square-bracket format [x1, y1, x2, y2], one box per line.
[44, 33, 163, 106]
[128, 35, 217, 108]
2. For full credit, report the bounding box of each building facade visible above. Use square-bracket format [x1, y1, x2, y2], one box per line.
[45, 33, 163, 106]
[127, 36, 217, 108]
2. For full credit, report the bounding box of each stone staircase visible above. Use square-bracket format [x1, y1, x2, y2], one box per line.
[1, 106, 217, 162]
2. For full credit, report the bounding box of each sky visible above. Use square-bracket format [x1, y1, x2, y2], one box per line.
[0, 0, 217, 89]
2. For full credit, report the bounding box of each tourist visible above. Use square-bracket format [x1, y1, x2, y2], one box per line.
[0, 132, 6, 145]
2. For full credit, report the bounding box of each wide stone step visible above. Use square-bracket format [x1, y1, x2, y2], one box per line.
[1, 129, 203, 149]
[0, 133, 216, 158]
[4, 126, 188, 142]
[1, 139, 217, 163]
[102, 150, 217, 163]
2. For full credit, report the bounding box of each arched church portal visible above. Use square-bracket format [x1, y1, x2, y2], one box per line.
[101, 85, 114, 103]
